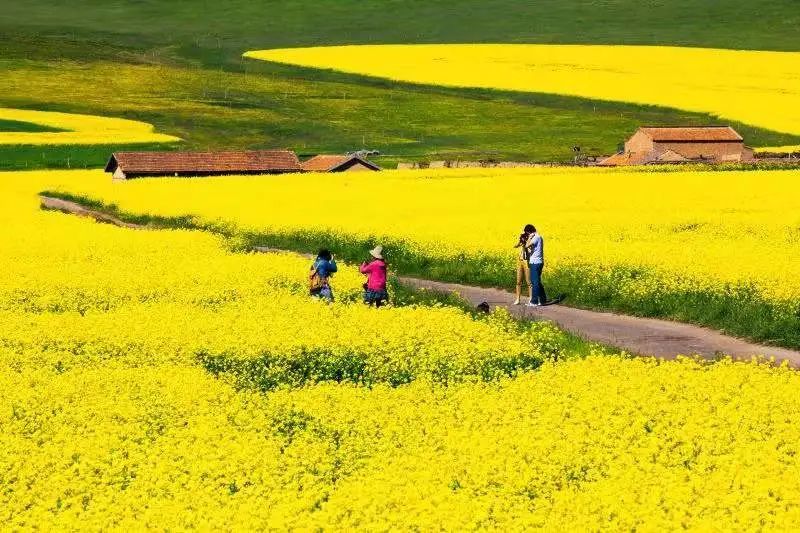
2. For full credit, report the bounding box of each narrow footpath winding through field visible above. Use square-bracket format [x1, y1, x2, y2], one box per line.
[401, 278, 800, 363]
[40, 195, 800, 365]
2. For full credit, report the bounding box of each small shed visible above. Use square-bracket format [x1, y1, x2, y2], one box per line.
[301, 154, 380, 173]
[105, 150, 302, 179]
[599, 126, 754, 166]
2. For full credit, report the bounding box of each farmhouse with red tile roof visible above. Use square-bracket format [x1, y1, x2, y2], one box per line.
[105, 150, 302, 179]
[599, 126, 754, 166]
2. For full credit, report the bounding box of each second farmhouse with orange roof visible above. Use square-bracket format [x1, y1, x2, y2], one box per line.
[600, 126, 754, 166]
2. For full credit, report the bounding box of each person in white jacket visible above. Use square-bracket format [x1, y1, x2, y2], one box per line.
[525, 227, 547, 307]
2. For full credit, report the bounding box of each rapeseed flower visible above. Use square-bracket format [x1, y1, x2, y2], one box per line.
[3, 167, 800, 529]
[42, 166, 800, 338]
[0, 107, 179, 145]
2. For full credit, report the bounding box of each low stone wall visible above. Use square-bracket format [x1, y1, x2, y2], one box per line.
[397, 159, 602, 170]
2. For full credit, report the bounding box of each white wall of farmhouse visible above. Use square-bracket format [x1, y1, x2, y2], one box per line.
[624, 131, 655, 153]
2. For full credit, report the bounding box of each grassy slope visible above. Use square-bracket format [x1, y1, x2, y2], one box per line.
[4, 1, 800, 52]
[0, 118, 63, 132]
[0, 144, 172, 171]
[1, 0, 799, 169]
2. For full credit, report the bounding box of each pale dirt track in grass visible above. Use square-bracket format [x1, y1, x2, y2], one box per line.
[39, 195, 800, 365]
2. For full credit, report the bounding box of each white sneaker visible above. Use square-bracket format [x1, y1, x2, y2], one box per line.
[513, 298, 520, 305]
[526, 302, 541, 307]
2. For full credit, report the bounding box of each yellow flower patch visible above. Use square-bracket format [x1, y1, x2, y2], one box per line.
[49, 166, 800, 313]
[3, 168, 800, 528]
[246, 44, 800, 148]
[0, 107, 180, 145]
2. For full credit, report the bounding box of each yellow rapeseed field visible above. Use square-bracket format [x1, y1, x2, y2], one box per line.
[6, 354, 800, 529]
[1, 171, 565, 384]
[48, 166, 800, 343]
[4, 169, 800, 528]
[246, 44, 800, 150]
[0, 107, 180, 145]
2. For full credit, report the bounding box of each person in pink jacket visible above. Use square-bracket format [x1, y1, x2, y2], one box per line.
[360, 245, 388, 307]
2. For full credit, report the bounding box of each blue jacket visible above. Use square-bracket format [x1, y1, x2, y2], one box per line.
[312, 258, 338, 278]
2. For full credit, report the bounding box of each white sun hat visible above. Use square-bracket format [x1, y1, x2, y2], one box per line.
[369, 245, 384, 260]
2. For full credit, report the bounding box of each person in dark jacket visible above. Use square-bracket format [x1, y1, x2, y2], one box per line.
[309, 249, 337, 302]
[513, 223, 535, 305]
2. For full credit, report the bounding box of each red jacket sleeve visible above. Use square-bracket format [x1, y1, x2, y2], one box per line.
[359, 262, 372, 274]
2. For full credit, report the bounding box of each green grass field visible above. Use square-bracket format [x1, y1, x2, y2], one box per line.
[0, 144, 173, 171]
[0, 119, 63, 133]
[4, 1, 799, 53]
[1, 1, 799, 169]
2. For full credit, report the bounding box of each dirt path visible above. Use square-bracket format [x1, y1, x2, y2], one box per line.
[401, 278, 800, 363]
[40, 195, 800, 365]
